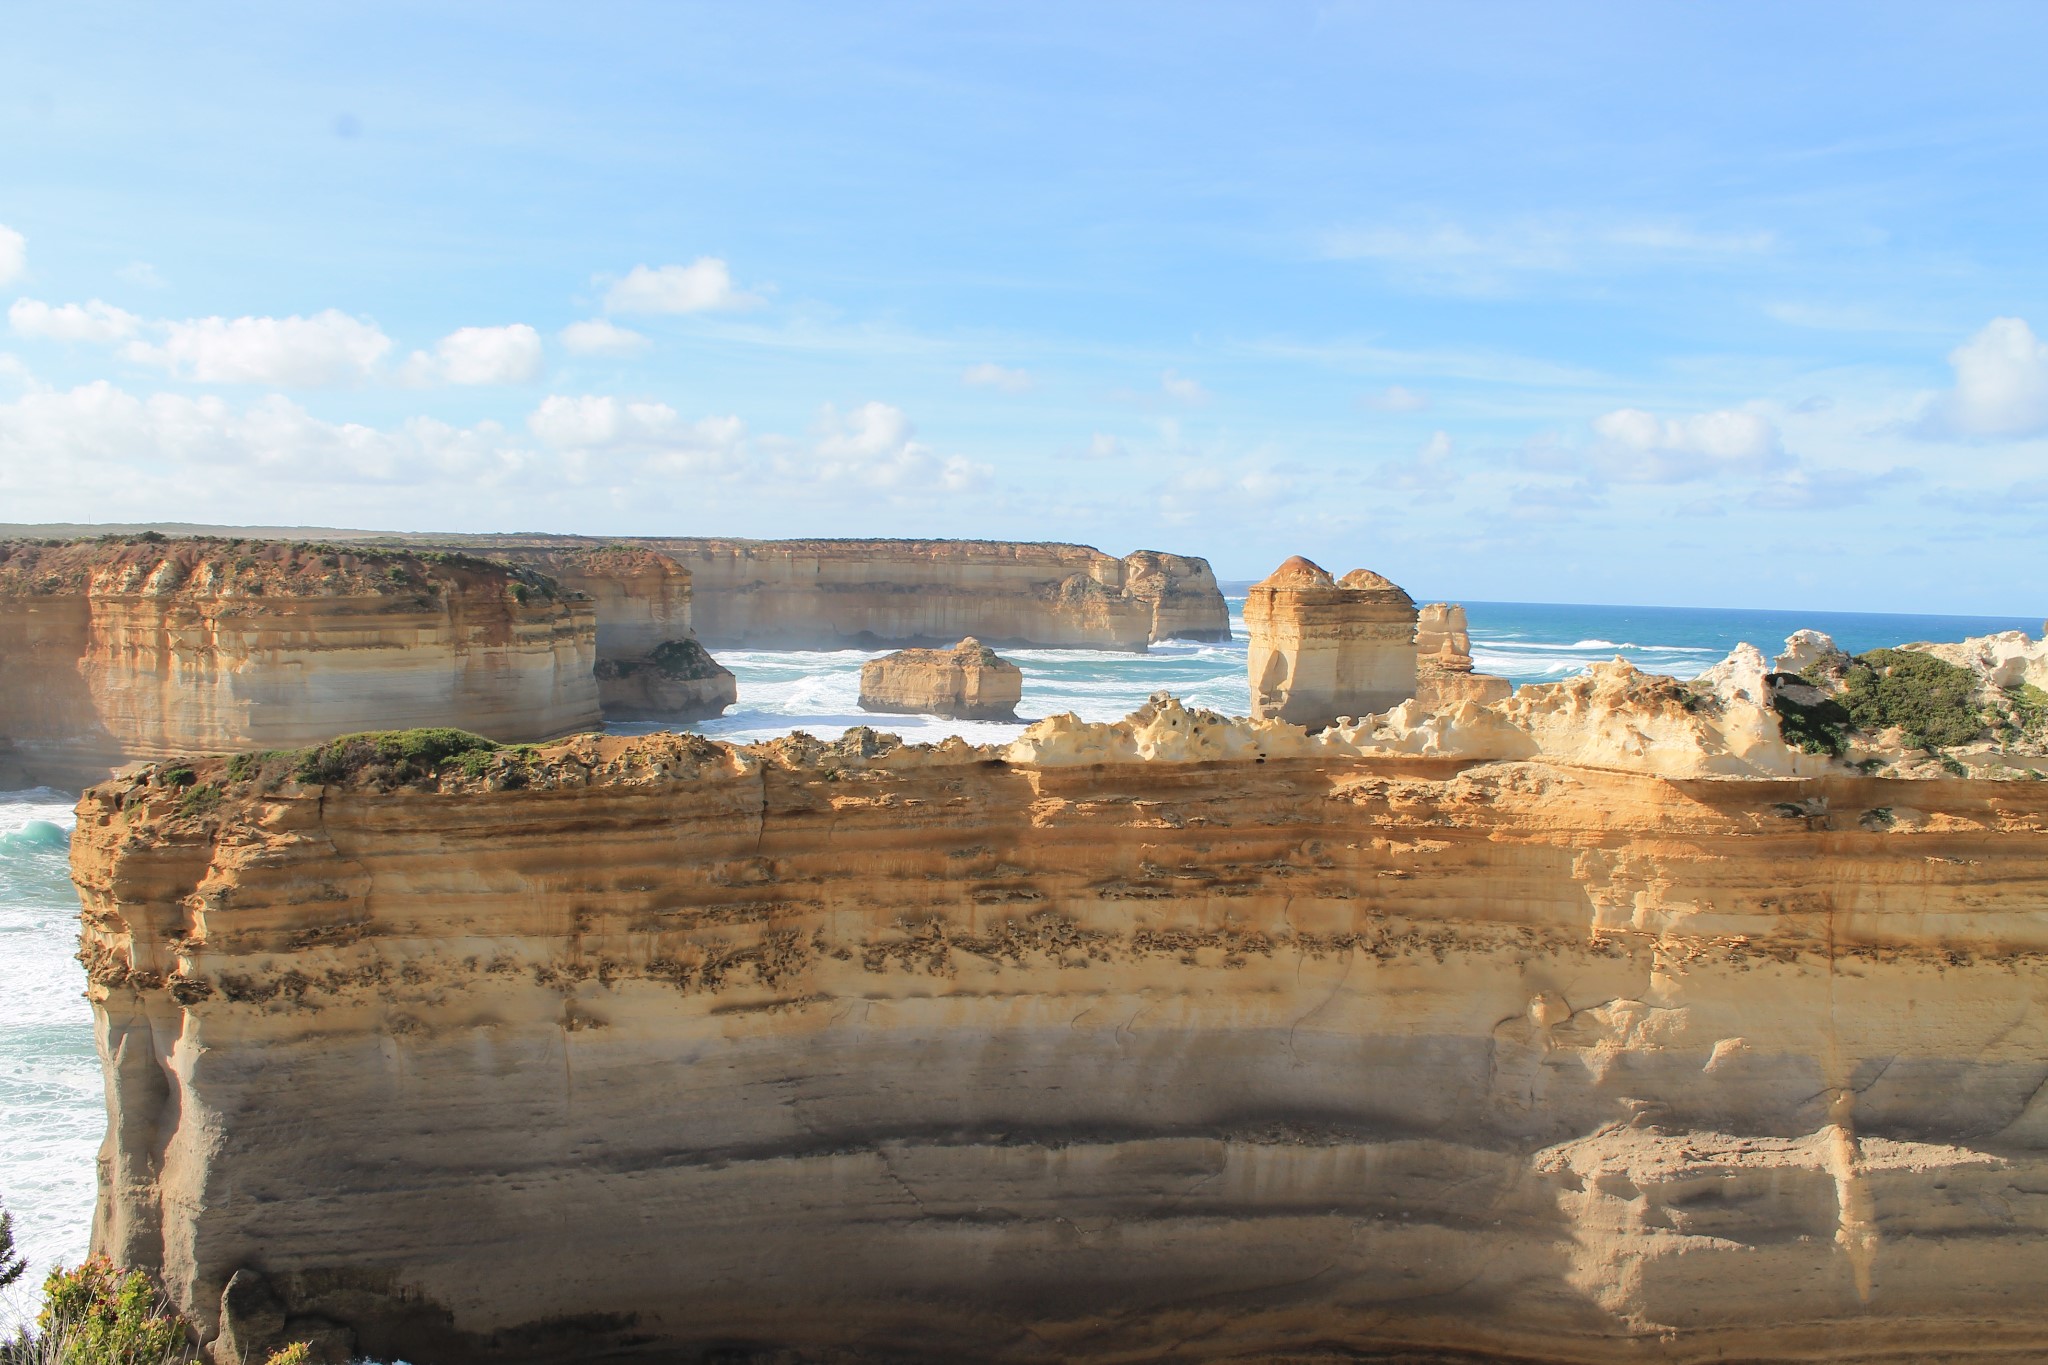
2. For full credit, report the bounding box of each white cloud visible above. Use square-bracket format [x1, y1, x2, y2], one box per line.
[1321, 216, 1774, 295]
[403, 324, 543, 386]
[125, 310, 392, 386]
[1162, 369, 1209, 404]
[559, 319, 649, 355]
[0, 225, 23, 287]
[0, 380, 532, 489]
[1362, 384, 1429, 412]
[526, 393, 747, 477]
[809, 400, 987, 491]
[1089, 433, 1124, 459]
[603, 258, 758, 315]
[1917, 317, 2048, 440]
[962, 362, 1034, 392]
[1590, 406, 1783, 481]
[116, 262, 165, 289]
[9, 299, 143, 343]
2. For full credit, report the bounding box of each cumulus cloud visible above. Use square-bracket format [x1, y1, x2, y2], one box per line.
[809, 401, 987, 491]
[1588, 406, 1783, 482]
[9, 299, 143, 343]
[1916, 317, 2048, 440]
[1361, 384, 1429, 412]
[0, 225, 23, 287]
[962, 362, 1034, 392]
[0, 380, 533, 490]
[603, 258, 757, 315]
[559, 319, 649, 355]
[526, 393, 747, 477]
[402, 324, 543, 386]
[1379, 430, 1457, 499]
[124, 310, 393, 386]
[1161, 369, 1209, 404]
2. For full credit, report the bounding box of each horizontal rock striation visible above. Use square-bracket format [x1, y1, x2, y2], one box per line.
[71, 675, 2048, 1364]
[0, 538, 600, 787]
[1245, 557, 1419, 727]
[650, 537, 1228, 650]
[859, 637, 1023, 720]
[1416, 602, 1513, 709]
[469, 545, 735, 721]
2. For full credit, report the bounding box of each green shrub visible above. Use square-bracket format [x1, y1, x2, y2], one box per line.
[1840, 649, 1984, 751]
[1767, 674, 1853, 757]
[156, 766, 196, 789]
[649, 638, 724, 680]
[0, 1198, 24, 1290]
[174, 784, 221, 819]
[7, 1256, 196, 1364]
[2007, 682, 2048, 741]
[292, 728, 500, 786]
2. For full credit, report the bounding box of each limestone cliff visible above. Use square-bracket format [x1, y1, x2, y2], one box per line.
[0, 538, 600, 787]
[648, 538, 1228, 650]
[464, 545, 735, 721]
[71, 671, 2048, 1364]
[1244, 557, 1419, 727]
[859, 637, 1022, 720]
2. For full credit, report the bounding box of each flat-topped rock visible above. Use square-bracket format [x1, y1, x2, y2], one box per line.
[1244, 556, 1419, 728]
[859, 637, 1022, 720]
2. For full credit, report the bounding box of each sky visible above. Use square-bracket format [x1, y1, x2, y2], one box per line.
[1, 3, 2046, 613]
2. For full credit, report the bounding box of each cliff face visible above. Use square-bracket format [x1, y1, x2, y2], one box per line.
[468, 546, 735, 721]
[1244, 557, 1419, 727]
[859, 637, 1023, 720]
[648, 538, 1229, 650]
[71, 676, 2048, 1364]
[0, 539, 600, 787]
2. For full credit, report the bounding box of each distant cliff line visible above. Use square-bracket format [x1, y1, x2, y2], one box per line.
[0, 525, 1233, 651]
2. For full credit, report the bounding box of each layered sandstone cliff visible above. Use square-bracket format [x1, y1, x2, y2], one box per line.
[1244, 557, 1419, 727]
[648, 538, 1228, 650]
[463, 545, 735, 721]
[71, 663, 2048, 1364]
[0, 538, 600, 787]
[859, 637, 1022, 720]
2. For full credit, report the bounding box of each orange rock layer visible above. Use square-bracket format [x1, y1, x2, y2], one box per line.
[70, 697, 2048, 1364]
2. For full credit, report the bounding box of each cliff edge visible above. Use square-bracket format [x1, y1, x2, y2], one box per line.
[70, 662, 2048, 1363]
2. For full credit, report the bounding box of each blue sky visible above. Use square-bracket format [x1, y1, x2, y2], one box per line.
[2, 3, 2046, 612]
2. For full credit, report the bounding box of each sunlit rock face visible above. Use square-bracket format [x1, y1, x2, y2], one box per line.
[1415, 602, 1513, 709]
[475, 545, 735, 721]
[0, 538, 600, 787]
[859, 637, 1023, 720]
[1244, 557, 1419, 728]
[650, 538, 1230, 650]
[71, 680, 2048, 1365]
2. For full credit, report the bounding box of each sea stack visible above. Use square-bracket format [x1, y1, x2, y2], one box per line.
[1414, 602, 1512, 708]
[859, 637, 1023, 720]
[1244, 556, 1418, 727]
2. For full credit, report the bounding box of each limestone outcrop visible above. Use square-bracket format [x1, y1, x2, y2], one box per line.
[859, 637, 1022, 720]
[474, 545, 736, 721]
[0, 538, 600, 787]
[74, 660, 2048, 1364]
[1414, 602, 1512, 708]
[1244, 557, 1419, 727]
[647, 538, 1227, 650]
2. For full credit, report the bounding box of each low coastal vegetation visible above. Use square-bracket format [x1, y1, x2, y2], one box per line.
[0, 1198, 313, 1365]
[1769, 645, 2019, 760]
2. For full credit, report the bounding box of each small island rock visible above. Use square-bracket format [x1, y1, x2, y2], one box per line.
[859, 637, 1022, 720]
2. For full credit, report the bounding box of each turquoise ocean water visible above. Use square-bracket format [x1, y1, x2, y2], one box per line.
[1, 596, 2039, 1305]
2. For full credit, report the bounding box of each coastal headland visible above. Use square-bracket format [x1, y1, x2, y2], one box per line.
[69, 664, 2048, 1363]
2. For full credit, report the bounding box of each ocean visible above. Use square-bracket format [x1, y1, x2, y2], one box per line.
[1, 596, 2039, 1303]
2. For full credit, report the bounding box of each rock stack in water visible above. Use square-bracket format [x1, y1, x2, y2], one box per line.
[859, 637, 1022, 720]
[1244, 556, 1418, 728]
[1414, 602, 1513, 708]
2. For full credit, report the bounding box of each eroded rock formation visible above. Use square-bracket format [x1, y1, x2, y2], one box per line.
[1415, 602, 1513, 708]
[650, 538, 1228, 650]
[0, 538, 599, 787]
[1244, 557, 1419, 727]
[859, 637, 1022, 720]
[71, 661, 2048, 1363]
[475, 546, 736, 721]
